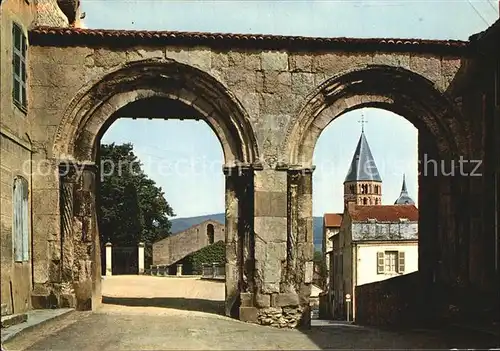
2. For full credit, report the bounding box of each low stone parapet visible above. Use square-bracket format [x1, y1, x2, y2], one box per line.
[201, 262, 225, 280]
[144, 265, 169, 276]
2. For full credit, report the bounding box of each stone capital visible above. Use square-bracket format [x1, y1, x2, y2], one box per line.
[222, 162, 261, 176]
[287, 165, 316, 174]
[58, 160, 98, 181]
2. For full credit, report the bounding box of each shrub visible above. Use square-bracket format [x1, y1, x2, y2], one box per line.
[178, 240, 225, 274]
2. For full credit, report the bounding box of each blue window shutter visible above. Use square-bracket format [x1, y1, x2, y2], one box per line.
[13, 177, 29, 262]
[22, 184, 29, 261]
[13, 179, 22, 262]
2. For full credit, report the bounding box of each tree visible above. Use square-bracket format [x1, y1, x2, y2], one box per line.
[98, 143, 175, 263]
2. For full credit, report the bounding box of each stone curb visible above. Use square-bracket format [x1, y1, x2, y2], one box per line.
[1, 308, 74, 346]
[1, 313, 28, 329]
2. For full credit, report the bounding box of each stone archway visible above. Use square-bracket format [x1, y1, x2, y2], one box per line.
[51, 58, 260, 316]
[284, 65, 471, 323]
[53, 58, 258, 164]
[286, 65, 468, 164]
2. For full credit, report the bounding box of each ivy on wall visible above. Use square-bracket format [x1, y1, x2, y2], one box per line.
[177, 240, 225, 274]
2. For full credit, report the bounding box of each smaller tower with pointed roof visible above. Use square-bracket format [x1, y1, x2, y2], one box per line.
[394, 174, 415, 205]
[343, 114, 382, 207]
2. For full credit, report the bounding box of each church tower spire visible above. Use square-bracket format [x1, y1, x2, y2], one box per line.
[343, 114, 382, 206]
[394, 174, 415, 205]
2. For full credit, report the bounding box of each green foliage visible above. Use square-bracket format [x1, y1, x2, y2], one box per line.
[179, 240, 225, 274]
[98, 143, 175, 264]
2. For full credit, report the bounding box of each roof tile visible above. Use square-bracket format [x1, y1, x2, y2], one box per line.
[29, 26, 469, 54]
[349, 205, 418, 222]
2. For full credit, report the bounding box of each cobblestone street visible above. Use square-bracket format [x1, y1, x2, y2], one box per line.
[2, 276, 498, 350]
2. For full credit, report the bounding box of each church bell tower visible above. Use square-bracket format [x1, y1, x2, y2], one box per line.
[343, 114, 382, 206]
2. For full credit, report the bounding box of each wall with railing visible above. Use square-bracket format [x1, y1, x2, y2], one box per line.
[201, 263, 225, 280]
[143, 262, 225, 279]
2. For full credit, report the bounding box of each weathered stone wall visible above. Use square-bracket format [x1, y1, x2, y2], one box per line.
[26, 42, 463, 163]
[0, 0, 78, 316]
[355, 271, 420, 326]
[440, 25, 500, 324]
[0, 137, 32, 315]
[152, 220, 225, 266]
[0, 0, 38, 316]
[33, 0, 69, 27]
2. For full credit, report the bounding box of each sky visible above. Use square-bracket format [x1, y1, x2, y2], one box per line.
[88, 0, 498, 218]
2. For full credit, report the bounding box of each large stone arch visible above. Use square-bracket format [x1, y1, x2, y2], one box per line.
[50, 58, 259, 316]
[53, 58, 259, 166]
[284, 64, 472, 324]
[286, 65, 468, 165]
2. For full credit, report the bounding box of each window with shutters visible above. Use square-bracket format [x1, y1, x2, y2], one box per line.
[377, 251, 405, 274]
[398, 251, 406, 273]
[13, 176, 29, 262]
[377, 251, 384, 273]
[12, 22, 27, 111]
[384, 251, 397, 272]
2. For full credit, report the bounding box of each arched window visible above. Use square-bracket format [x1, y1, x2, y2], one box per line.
[363, 197, 368, 205]
[207, 224, 214, 244]
[13, 176, 29, 262]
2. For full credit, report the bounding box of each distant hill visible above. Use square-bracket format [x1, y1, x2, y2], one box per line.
[170, 213, 324, 251]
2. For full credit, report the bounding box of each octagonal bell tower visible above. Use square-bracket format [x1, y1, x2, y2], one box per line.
[343, 117, 382, 206]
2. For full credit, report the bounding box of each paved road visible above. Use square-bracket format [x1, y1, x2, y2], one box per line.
[3, 276, 499, 350]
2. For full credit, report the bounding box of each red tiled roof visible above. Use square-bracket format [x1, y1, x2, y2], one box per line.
[29, 26, 469, 55]
[349, 205, 418, 222]
[324, 213, 343, 227]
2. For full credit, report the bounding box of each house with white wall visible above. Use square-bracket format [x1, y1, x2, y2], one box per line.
[331, 202, 419, 320]
[323, 127, 419, 320]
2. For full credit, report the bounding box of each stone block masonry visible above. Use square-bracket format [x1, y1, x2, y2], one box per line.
[153, 220, 224, 267]
[12, 25, 497, 330]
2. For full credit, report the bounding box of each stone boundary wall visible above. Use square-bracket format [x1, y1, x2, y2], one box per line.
[152, 221, 224, 266]
[355, 272, 419, 326]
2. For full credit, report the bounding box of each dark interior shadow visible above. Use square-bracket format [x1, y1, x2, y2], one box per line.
[301, 322, 500, 349]
[101, 296, 225, 316]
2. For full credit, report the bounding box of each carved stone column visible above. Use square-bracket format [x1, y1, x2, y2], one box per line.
[59, 161, 100, 311]
[223, 164, 254, 319]
[287, 167, 314, 328]
[59, 163, 77, 285]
